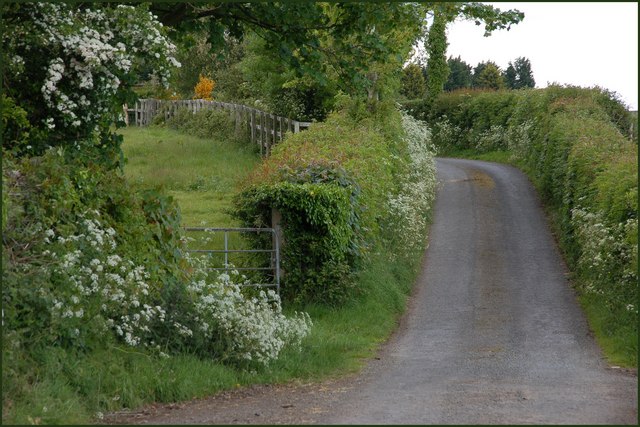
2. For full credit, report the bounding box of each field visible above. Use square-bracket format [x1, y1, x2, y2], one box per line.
[119, 126, 260, 227]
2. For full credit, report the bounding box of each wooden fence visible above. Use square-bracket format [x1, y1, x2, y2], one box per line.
[125, 99, 312, 156]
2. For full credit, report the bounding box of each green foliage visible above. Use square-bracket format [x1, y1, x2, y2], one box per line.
[170, 31, 247, 100]
[152, 2, 522, 102]
[1, 95, 33, 154]
[237, 34, 337, 121]
[425, 9, 449, 104]
[474, 62, 505, 90]
[504, 57, 535, 89]
[234, 100, 434, 306]
[235, 180, 357, 306]
[400, 64, 427, 100]
[444, 56, 473, 91]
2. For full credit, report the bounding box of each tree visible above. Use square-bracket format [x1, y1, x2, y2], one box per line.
[471, 61, 488, 87]
[401, 64, 427, 100]
[474, 62, 505, 90]
[149, 2, 524, 98]
[504, 56, 535, 89]
[1, 2, 180, 163]
[503, 63, 518, 90]
[445, 56, 473, 91]
[425, 8, 449, 103]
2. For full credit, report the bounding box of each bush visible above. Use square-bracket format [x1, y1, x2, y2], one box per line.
[156, 106, 248, 144]
[233, 100, 436, 305]
[2, 147, 310, 368]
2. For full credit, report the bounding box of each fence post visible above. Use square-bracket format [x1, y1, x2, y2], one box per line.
[266, 113, 271, 156]
[235, 104, 241, 134]
[259, 112, 264, 157]
[271, 208, 284, 284]
[250, 109, 256, 146]
[137, 100, 142, 126]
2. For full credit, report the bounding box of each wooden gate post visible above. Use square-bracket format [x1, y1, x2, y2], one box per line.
[271, 208, 285, 279]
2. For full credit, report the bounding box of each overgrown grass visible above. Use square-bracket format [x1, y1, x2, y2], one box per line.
[119, 126, 259, 226]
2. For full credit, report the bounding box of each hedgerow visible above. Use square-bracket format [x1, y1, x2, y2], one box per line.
[404, 86, 638, 357]
[233, 99, 437, 306]
[2, 149, 310, 371]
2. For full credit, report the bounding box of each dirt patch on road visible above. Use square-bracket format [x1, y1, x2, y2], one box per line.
[103, 377, 360, 425]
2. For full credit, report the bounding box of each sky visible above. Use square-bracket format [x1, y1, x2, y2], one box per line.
[445, 2, 638, 110]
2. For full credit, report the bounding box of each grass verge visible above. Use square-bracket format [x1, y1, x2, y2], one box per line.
[4, 243, 426, 425]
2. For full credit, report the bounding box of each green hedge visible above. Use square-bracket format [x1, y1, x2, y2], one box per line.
[233, 100, 433, 306]
[405, 86, 638, 354]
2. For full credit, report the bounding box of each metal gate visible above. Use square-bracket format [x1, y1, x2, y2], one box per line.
[183, 227, 280, 294]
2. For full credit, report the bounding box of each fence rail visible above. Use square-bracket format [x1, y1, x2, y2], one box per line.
[125, 99, 312, 156]
[183, 227, 281, 295]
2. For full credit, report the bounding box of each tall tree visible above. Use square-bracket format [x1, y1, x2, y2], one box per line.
[504, 56, 535, 89]
[503, 63, 518, 90]
[445, 56, 473, 91]
[474, 61, 505, 90]
[471, 61, 488, 88]
[425, 8, 449, 103]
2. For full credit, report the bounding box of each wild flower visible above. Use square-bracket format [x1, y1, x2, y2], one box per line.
[4, 2, 180, 141]
[386, 112, 437, 257]
[572, 207, 638, 314]
[185, 257, 312, 366]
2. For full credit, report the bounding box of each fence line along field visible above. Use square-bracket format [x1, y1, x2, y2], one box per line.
[126, 99, 312, 157]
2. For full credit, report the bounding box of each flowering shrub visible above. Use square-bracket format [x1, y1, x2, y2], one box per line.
[3, 149, 311, 367]
[194, 75, 216, 100]
[186, 256, 312, 365]
[38, 212, 166, 349]
[474, 124, 508, 152]
[572, 208, 638, 318]
[2, 2, 180, 157]
[428, 117, 462, 152]
[385, 112, 437, 256]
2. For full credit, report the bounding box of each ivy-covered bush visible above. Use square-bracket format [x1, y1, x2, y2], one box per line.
[233, 100, 436, 305]
[406, 86, 638, 345]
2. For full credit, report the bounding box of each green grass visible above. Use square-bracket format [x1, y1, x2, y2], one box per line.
[119, 126, 260, 227]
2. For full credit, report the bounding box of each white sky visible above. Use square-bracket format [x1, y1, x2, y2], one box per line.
[445, 2, 638, 110]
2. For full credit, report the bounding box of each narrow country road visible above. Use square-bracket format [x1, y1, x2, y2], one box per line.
[108, 158, 637, 425]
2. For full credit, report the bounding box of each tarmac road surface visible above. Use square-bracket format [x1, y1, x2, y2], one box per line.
[321, 158, 637, 424]
[107, 158, 637, 425]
